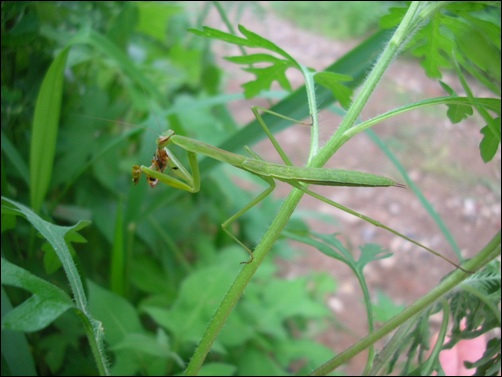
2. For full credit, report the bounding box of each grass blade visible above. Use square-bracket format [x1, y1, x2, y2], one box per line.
[30, 47, 69, 213]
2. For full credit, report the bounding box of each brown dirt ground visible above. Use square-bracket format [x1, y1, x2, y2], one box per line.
[204, 3, 501, 374]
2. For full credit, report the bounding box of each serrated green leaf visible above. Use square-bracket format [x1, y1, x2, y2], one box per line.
[189, 26, 254, 47]
[225, 53, 286, 65]
[396, 3, 501, 92]
[190, 25, 300, 98]
[439, 81, 475, 124]
[200, 29, 391, 174]
[237, 25, 297, 64]
[480, 118, 501, 162]
[2, 196, 90, 302]
[284, 230, 350, 263]
[242, 64, 293, 98]
[314, 71, 354, 109]
[446, 101, 473, 123]
[412, 17, 454, 78]
[285, 231, 393, 275]
[380, 7, 407, 29]
[357, 243, 393, 270]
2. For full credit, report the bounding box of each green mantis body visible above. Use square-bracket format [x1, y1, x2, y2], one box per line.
[146, 131, 404, 187]
[132, 107, 467, 271]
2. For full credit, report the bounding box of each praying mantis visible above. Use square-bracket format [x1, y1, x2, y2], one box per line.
[132, 106, 469, 272]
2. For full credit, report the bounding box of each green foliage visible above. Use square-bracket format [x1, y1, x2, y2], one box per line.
[381, 2, 501, 162]
[30, 48, 69, 213]
[2, 197, 107, 375]
[371, 291, 405, 323]
[314, 71, 354, 109]
[1, 2, 500, 376]
[272, 1, 391, 39]
[2, 256, 74, 332]
[368, 261, 501, 375]
[190, 24, 298, 98]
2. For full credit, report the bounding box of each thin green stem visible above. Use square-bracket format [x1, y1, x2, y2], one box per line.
[311, 1, 423, 169]
[343, 96, 499, 142]
[355, 268, 376, 374]
[75, 310, 109, 376]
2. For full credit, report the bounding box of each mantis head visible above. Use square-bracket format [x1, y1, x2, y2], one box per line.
[157, 130, 175, 148]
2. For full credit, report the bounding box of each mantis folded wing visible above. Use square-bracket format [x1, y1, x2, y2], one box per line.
[132, 106, 468, 272]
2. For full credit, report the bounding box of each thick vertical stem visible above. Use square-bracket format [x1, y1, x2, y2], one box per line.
[184, 188, 304, 375]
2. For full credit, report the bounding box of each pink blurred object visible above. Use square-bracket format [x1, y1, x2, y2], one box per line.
[438, 334, 486, 376]
[431, 318, 487, 376]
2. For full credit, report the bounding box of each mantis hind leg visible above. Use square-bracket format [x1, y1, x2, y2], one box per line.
[221, 175, 276, 264]
[286, 180, 471, 273]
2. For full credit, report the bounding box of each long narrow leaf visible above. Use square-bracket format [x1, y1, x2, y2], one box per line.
[30, 48, 69, 213]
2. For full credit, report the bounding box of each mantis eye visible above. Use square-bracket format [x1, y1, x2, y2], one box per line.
[147, 176, 159, 188]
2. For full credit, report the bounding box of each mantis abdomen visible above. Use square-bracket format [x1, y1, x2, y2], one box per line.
[241, 159, 404, 188]
[170, 134, 404, 188]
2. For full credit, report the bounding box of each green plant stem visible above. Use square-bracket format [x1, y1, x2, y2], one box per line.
[310, 1, 422, 168]
[185, 2, 429, 374]
[354, 268, 376, 375]
[184, 188, 304, 375]
[75, 310, 109, 376]
[310, 231, 501, 376]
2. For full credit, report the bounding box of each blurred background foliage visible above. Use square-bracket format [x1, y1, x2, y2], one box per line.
[271, 1, 391, 39]
[2, 2, 500, 376]
[1, 2, 344, 375]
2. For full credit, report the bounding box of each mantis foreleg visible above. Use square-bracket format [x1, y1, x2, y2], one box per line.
[135, 144, 275, 264]
[134, 148, 199, 192]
